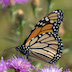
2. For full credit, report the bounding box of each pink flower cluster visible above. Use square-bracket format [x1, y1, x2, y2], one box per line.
[41, 65, 70, 72]
[0, 57, 7, 72]
[41, 65, 62, 72]
[0, 56, 70, 72]
[0, 56, 37, 72]
[0, 0, 29, 8]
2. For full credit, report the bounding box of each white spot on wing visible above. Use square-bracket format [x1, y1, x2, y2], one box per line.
[40, 22, 43, 25]
[39, 35, 41, 37]
[54, 11, 58, 13]
[42, 33, 45, 35]
[32, 38, 34, 40]
[38, 22, 40, 25]
[36, 26, 38, 29]
[53, 26, 55, 29]
[54, 23, 57, 26]
[42, 18, 44, 21]
[45, 17, 49, 21]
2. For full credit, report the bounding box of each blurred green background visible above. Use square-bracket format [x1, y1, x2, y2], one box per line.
[0, 0, 72, 71]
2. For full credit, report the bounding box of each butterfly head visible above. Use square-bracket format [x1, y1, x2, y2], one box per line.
[16, 45, 29, 55]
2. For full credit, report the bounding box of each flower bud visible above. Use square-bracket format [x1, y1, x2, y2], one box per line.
[59, 22, 65, 36]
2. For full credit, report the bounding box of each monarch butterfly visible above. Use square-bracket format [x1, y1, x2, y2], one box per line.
[16, 9, 64, 64]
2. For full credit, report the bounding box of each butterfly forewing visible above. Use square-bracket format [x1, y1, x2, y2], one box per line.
[23, 10, 64, 45]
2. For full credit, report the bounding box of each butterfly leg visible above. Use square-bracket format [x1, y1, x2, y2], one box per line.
[26, 54, 32, 62]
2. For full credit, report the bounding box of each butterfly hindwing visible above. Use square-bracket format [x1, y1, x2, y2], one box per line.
[25, 32, 63, 64]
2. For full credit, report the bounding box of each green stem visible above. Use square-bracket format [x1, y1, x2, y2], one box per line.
[47, 0, 52, 13]
[10, 7, 15, 22]
[31, 2, 37, 19]
[19, 20, 23, 43]
[10, 8, 20, 43]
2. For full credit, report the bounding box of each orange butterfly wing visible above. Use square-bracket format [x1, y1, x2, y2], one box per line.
[23, 10, 64, 45]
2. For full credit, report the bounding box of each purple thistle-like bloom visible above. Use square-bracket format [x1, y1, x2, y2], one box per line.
[41, 65, 62, 72]
[7, 55, 34, 72]
[0, 57, 7, 72]
[32, 65, 39, 71]
[0, 0, 10, 8]
[63, 69, 70, 72]
[14, 0, 29, 3]
[0, 0, 29, 8]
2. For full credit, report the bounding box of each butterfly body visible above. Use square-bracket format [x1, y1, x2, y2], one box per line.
[16, 9, 64, 64]
[16, 45, 29, 55]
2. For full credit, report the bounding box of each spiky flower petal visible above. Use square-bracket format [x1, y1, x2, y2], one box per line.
[7, 56, 32, 72]
[0, 57, 7, 72]
[41, 65, 62, 72]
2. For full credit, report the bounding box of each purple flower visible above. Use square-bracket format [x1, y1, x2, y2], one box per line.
[14, 0, 29, 3]
[0, 0, 29, 8]
[41, 65, 62, 72]
[7, 55, 34, 72]
[32, 65, 39, 71]
[63, 69, 70, 72]
[0, 57, 7, 72]
[0, 56, 71, 72]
